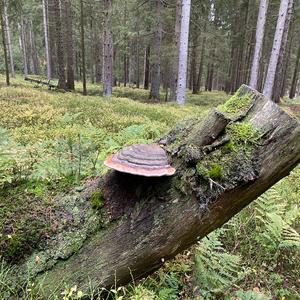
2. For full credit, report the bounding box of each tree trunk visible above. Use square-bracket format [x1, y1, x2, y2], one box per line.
[48, 0, 56, 78]
[289, 43, 300, 99]
[143, 45, 150, 90]
[249, 0, 269, 89]
[42, 0, 51, 80]
[18, 20, 28, 76]
[263, 0, 290, 100]
[3, 0, 14, 77]
[54, 0, 66, 90]
[102, 0, 113, 97]
[29, 20, 40, 75]
[64, 0, 75, 91]
[195, 21, 207, 93]
[176, 0, 191, 105]
[150, 0, 162, 100]
[169, 0, 182, 101]
[0, 0, 9, 85]
[272, 0, 294, 103]
[28, 85, 300, 296]
[80, 0, 87, 95]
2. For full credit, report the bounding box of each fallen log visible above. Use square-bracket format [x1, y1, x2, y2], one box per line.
[24, 77, 57, 90]
[26, 85, 299, 295]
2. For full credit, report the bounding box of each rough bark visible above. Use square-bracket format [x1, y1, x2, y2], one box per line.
[289, 43, 300, 99]
[0, 0, 9, 85]
[272, 0, 294, 103]
[143, 45, 150, 90]
[42, 0, 51, 80]
[169, 0, 182, 101]
[16, 85, 299, 296]
[29, 20, 40, 75]
[48, 0, 56, 78]
[176, 0, 191, 105]
[263, 0, 290, 100]
[249, 0, 269, 89]
[149, 0, 162, 100]
[18, 20, 28, 76]
[65, 0, 75, 91]
[80, 0, 87, 95]
[3, 0, 14, 77]
[102, 0, 113, 97]
[195, 21, 207, 93]
[54, 0, 66, 90]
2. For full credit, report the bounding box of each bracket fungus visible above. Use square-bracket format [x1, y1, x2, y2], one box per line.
[104, 143, 176, 177]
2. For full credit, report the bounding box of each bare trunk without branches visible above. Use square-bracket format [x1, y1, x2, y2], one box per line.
[176, 0, 191, 105]
[149, 0, 163, 100]
[102, 0, 113, 97]
[169, 0, 182, 101]
[3, 0, 14, 77]
[42, 0, 51, 80]
[263, 0, 290, 100]
[249, 0, 269, 90]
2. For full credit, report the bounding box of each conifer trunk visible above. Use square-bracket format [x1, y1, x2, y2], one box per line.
[150, 0, 162, 100]
[176, 0, 191, 105]
[0, 0, 9, 85]
[102, 0, 113, 97]
[263, 0, 290, 100]
[249, 0, 269, 90]
[3, 0, 14, 77]
[42, 0, 51, 80]
[289, 43, 300, 99]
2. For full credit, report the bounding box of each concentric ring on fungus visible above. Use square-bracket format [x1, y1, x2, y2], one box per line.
[104, 144, 176, 177]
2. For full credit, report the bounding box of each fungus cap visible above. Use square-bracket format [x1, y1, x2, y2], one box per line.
[104, 143, 176, 177]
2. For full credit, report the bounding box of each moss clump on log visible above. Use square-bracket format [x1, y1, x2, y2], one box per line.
[218, 86, 253, 117]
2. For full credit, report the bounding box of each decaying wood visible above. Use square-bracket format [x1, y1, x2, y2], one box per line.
[24, 77, 57, 90]
[22, 85, 299, 295]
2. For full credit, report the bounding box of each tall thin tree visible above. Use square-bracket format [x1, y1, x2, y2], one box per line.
[64, 0, 75, 90]
[102, 0, 113, 97]
[289, 43, 300, 99]
[0, 0, 9, 85]
[54, 0, 66, 90]
[3, 0, 14, 77]
[169, 0, 181, 101]
[249, 0, 269, 90]
[176, 0, 191, 105]
[42, 0, 51, 79]
[80, 0, 87, 95]
[149, 0, 163, 100]
[263, 0, 289, 99]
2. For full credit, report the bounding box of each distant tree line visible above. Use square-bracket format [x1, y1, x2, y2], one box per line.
[0, 0, 300, 104]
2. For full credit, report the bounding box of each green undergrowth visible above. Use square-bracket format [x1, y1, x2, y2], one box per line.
[0, 75, 299, 299]
[0, 75, 215, 265]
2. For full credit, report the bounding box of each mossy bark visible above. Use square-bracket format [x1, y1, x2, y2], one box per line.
[26, 85, 300, 295]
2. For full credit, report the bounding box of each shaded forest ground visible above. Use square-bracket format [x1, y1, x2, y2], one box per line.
[0, 75, 299, 299]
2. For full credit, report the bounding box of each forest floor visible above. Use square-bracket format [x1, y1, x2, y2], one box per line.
[0, 75, 299, 299]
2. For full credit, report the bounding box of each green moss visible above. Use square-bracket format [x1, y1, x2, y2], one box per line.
[207, 164, 223, 179]
[196, 163, 209, 178]
[196, 162, 223, 180]
[226, 122, 260, 153]
[90, 191, 104, 210]
[219, 88, 252, 115]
